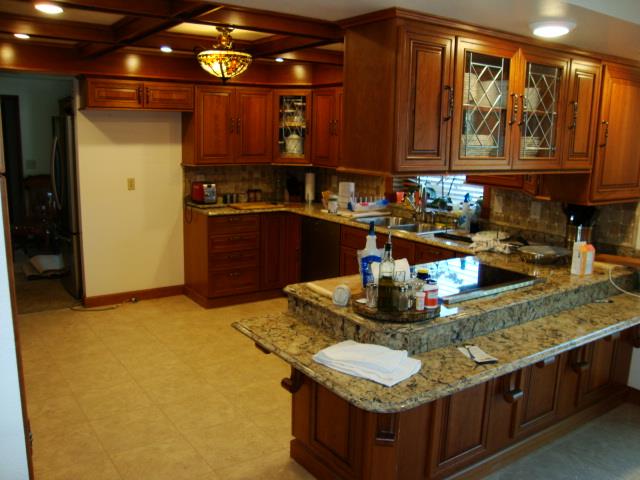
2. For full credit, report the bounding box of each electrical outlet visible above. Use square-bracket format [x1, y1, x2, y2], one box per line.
[530, 202, 541, 219]
[127, 178, 135, 191]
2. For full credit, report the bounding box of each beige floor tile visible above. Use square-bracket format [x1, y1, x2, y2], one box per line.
[23, 368, 73, 404]
[110, 437, 215, 480]
[75, 379, 153, 420]
[225, 380, 291, 417]
[32, 422, 118, 479]
[215, 449, 313, 480]
[252, 407, 293, 445]
[184, 419, 282, 470]
[90, 405, 183, 455]
[28, 394, 87, 436]
[58, 355, 134, 393]
[138, 370, 220, 405]
[160, 392, 238, 433]
[118, 349, 193, 383]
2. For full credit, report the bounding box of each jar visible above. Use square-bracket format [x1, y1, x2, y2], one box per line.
[397, 285, 411, 312]
[425, 280, 439, 309]
[415, 291, 426, 311]
[417, 268, 430, 280]
[328, 195, 339, 214]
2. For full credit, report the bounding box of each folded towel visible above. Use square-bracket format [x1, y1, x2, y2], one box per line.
[313, 340, 422, 387]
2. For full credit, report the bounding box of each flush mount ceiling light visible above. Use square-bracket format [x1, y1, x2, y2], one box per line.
[160, 45, 173, 53]
[14, 33, 30, 39]
[275, 57, 284, 63]
[197, 27, 252, 83]
[35, 2, 64, 14]
[530, 20, 576, 38]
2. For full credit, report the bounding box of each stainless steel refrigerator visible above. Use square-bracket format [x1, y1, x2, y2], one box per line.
[51, 97, 83, 299]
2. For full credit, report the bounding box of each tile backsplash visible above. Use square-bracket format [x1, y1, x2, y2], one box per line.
[489, 188, 640, 253]
[183, 165, 385, 202]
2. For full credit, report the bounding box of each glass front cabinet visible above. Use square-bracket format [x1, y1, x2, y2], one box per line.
[451, 39, 569, 171]
[273, 90, 311, 164]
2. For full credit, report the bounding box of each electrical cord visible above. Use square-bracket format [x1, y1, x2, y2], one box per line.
[608, 264, 640, 299]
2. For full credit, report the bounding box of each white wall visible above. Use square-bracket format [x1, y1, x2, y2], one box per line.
[75, 110, 184, 297]
[0, 73, 73, 175]
[629, 348, 640, 390]
[0, 189, 29, 479]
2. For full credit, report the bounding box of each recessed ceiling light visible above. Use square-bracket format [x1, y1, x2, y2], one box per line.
[14, 33, 30, 40]
[530, 20, 576, 38]
[275, 57, 284, 63]
[35, 3, 64, 15]
[160, 45, 173, 53]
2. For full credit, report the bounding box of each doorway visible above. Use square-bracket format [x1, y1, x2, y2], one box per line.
[0, 73, 80, 313]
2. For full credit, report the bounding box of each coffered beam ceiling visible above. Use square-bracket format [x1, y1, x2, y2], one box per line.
[4, 1, 344, 62]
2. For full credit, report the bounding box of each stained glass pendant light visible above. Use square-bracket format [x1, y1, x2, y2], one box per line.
[197, 27, 252, 82]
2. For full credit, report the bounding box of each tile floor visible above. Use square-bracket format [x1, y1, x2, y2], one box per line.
[16, 294, 640, 479]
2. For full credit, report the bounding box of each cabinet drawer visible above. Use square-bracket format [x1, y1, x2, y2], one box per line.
[210, 250, 259, 271]
[209, 232, 259, 252]
[209, 214, 259, 233]
[209, 267, 259, 297]
[414, 244, 456, 264]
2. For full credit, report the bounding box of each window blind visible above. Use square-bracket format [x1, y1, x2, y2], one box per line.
[392, 175, 484, 206]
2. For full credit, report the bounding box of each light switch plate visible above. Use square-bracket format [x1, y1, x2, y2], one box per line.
[127, 178, 135, 190]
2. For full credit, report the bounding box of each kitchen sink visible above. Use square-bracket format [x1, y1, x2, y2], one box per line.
[354, 216, 443, 234]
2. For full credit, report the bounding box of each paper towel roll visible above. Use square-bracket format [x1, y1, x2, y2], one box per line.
[339, 182, 355, 196]
[305, 172, 315, 203]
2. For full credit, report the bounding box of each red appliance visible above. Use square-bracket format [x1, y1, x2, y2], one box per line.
[191, 182, 217, 204]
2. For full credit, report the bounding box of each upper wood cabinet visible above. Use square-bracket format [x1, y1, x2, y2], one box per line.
[273, 90, 312, 165]
[81, 78, 193, 111]
[183, 86, 272, 165]
[544, 63, 640, 204]
[563, 59, 601, 170]
[312, 87, 342, 167]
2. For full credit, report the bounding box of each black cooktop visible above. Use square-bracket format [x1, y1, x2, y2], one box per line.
[416, 256, 540, 304]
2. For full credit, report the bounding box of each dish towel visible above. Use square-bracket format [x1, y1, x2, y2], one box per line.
[312, 340, 422, 387]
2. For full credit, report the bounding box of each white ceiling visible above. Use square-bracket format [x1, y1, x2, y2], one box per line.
[214, 0, 640, 61]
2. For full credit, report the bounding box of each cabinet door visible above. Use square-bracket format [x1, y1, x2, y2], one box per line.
[197, 86, 235, 164]
[512, 50, 569, 170]
[144, 82, 193, 111]
[260, 213, 286, 290]
[414, 243, 455, 264]
[312, 88, 338, 167]
[83, 78, 143, 109]
[395, 30, 454, 172]
[336, 87, 343, 166]
[451, 39, 519, 171]
[274, 90, 311, 164]
[466, 174, 523, 189]
[578, 336, 620, 406]
[284, 213, 302, 285]
[563, 60, 601, 170]
[340, 246, 360, 276]
[589, 64, 640, 202]
[235, 88, 273, 163]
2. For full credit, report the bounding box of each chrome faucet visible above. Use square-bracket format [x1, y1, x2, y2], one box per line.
[404, 186, 435, 224]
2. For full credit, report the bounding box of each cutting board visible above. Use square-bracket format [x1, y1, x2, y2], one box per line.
[229, 202, 283, 210]
[307, 275, 363, 297]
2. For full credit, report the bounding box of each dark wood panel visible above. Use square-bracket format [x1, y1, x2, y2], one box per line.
[311, 88, 338, 167]
[466, 174, 524, 189]
[82, 78, 142, 109]
[197, 86, 235, 165]
[208, 232, 259, 253]
[235, 88, 273, 163]
[183, 207, 209, 298]
[209, 214, 259, 233]
[391, 238, 415, 265]
[144, 82, 193, 110]
[209, 250, 259, 271]
[208, 267, 260, 297]
[260, 213, 286, 290]
[414, 243, 455, 264]
[284, 213, 302, 285]
[340, 245, 360, 276]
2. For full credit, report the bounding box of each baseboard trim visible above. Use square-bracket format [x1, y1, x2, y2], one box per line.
[84, 285, 184, 308]
[184, 285, 284, 308]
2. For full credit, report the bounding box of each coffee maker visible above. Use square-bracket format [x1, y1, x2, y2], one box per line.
[563, 204, 598, 248]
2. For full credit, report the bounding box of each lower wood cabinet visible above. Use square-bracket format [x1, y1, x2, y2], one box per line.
[184, 211, 300, 307]
[285, 328, 635, 480]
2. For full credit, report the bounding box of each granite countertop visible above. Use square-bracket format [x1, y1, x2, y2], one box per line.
[233, 293, 640, 413]
[186, 201, 475, 254]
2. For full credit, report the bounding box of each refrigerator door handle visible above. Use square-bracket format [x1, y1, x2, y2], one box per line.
[50, 135, 62, 210]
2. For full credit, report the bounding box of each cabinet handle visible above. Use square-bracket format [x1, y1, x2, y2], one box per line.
[281, 368, 304, 394]
[228, 271, 241, 277]
[230, 235, 244, 241]
[334, 119, 339, 136]
[569, 101, 578, 130]
[571, 347, 591, 373]
[229, 117, 234, 134]
[632, 326, 640, 348]
[518, 94, 525, 126]
[137, 86, 143, 105]
[503, 371, 524, 403]
[443, 85, 454, 120]
[145, 87, 150, 105]
[599, 120, 609, 147]
[236, 118, 241, 134]
[509, 93, 519, 125]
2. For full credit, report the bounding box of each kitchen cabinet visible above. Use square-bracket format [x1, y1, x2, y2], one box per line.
[273, 90, 312, 164]
[563, 59, 601, 170]
[287, 329, 634, 480]
[184, 210, 300, 307]
[414, 243, 456, 264]
[543, 63, 640, 204]
[261, 213, 301, 290]
[183, 86, 272, 165]
[81, 78, 194, 110]
[312, 87, 342, 167]
[301, 217, 341, 281]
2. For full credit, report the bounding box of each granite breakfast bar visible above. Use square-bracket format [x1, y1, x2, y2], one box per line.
[233, 259, 640, 479]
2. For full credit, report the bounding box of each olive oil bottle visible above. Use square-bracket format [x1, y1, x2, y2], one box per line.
[377, 234, 395, 312]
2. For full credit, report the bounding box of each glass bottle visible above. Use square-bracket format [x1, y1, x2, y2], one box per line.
[377, 234, 395, 312]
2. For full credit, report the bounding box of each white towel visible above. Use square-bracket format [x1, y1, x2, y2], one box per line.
[313, 340, 422, 387]
[369, 258, 411, 283]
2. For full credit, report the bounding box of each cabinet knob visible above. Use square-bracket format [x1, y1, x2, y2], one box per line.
[599, 120, 609, 147]
[509, 93, 519, 126]
[443, 85, 454, 121]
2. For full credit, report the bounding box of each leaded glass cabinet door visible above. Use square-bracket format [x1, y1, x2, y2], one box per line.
[512, 51, 569, 170]
[273, 89, 311, 164]
[451, 40, 519, 171]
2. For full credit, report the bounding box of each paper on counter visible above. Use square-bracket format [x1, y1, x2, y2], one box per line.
[369, 258, 411, 282]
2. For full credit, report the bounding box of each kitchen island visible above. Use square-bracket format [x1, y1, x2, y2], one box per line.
[233, 258, 640, 479]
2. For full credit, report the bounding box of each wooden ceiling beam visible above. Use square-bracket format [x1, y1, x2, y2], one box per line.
[0, 13, 114, 43]
[47, 0, 174, 18]
[134, 32, 250, 54]
[278, 48, 343, 65]
[193, 6, 342, 40]
[248, 36, 337, 58]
